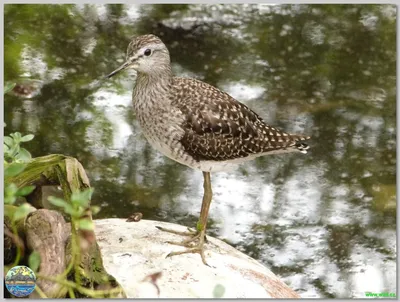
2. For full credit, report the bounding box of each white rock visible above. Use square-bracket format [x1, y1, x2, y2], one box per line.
[94, 219, 299, 299]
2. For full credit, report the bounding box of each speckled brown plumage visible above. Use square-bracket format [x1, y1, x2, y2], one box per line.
[107, 34, 310, 172]
[170, 77, 309, 161]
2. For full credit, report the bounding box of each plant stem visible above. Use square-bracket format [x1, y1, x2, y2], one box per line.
[10, 224, 23, 267]
[71, 220, 81, 285]
[68, 287, 76, 298]
[37, 274, 122, 298]
[34, 284, 48, 298]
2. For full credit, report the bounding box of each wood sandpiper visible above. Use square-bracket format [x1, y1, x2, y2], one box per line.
[106, 34, 310, 265]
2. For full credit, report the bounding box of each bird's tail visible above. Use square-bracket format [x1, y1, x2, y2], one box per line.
[292, 135, 310, 154]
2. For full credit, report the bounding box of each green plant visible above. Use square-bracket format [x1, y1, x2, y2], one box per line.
[4, 87, 117, 296]
[45, 188, 113, 298]
[48, 188, 100, 231]
[4, 132, 34, 163]
[4, 132, 36, 218]
[44, 190, 123, 298]
[4, 131, 37, 270]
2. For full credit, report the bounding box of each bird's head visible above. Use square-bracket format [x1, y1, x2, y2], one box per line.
[106, 34, 170, 78]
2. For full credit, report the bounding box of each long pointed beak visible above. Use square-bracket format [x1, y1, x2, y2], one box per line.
[105, 61, 130, 79]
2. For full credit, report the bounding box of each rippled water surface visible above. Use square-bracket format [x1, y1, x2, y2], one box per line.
[4, 4, 396, 298]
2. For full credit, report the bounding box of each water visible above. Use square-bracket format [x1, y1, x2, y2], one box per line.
[4, 4, 396, 298]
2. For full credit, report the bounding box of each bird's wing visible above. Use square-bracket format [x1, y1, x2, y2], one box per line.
[171, 77, 309, 161]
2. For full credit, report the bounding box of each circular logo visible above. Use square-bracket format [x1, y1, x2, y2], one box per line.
[5, 266, 36, 297]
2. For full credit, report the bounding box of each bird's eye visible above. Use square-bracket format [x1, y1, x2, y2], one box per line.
[144, 49, 152, 56]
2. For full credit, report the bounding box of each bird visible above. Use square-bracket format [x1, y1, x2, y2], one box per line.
[106, 34, 310, 265]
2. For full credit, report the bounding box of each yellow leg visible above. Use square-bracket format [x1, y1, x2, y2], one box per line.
[156, 172, 213, 265]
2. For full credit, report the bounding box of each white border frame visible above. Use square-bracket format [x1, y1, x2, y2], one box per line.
[1, 2, 398, 301]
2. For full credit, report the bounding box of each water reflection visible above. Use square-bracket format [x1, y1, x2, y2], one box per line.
[4, 4, 396, 298]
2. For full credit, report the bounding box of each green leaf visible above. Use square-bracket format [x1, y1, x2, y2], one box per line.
[75, 206, 86, 217]
[48, 196, 75, 216]
[71, 188, 93, 207]
[4, 136, 13, 147]
[82, 187, 94, 200]
[4, 82, 16, 94]
[16, 185, 36, 196]
[78, 219, 94, 231]
[6, 183, 18, 194]
[28, 251, 41, 272]
[5, 183, 18, 204]
[91, 206, 101, 215]
[8, 143, 21, 158]
[4, 144, 9, 153]
[15, 148, 32, 162]
[63, 206, 76, 216]
[48, 196, 69, 208]
[5, 206, 15, 218]
[5, 163, 26, 178]
[21, 134, 35, 142]
[5, 196, 17, 205]
[10, 132, 22, 142]
[13, 203, 34, 221]
[213, 284, 225, 298]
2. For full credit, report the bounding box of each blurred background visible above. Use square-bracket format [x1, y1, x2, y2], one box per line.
[4, 4, 396, 298]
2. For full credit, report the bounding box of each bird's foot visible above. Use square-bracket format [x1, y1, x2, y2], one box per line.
[166, 232, 209, 266]
[155, 225, 197, 237]
[155, 225, 210, 266]
[155, 225, 208, 244]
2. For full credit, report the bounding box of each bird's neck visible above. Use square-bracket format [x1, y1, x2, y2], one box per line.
[133, 66, 173, 110]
